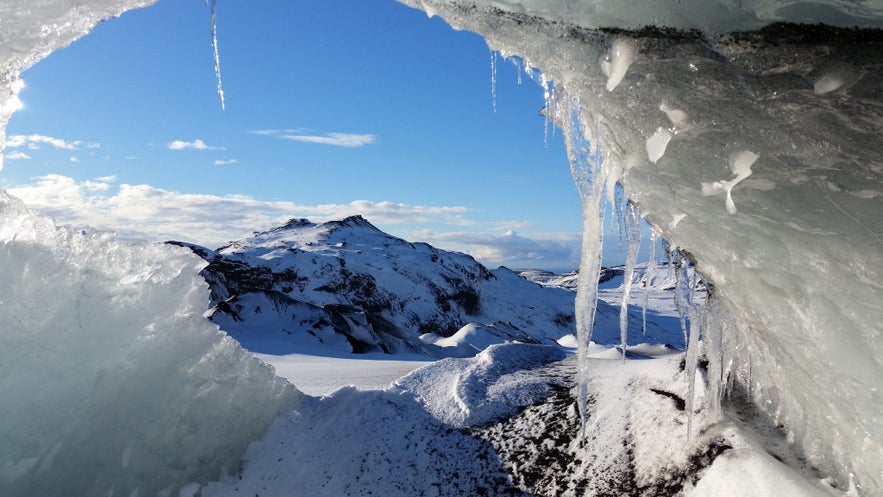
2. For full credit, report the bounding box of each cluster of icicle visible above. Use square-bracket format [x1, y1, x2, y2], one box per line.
[496, 50, 750, 439]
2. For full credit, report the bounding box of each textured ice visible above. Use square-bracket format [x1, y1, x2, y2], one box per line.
[401, 2, 883, 494]
[603, 37, 637, 91]
[0, 192, 299, 497]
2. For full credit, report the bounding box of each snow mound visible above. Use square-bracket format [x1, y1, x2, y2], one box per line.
[203, 387, 529, 497]
[394, 343, 567, 427]
[0, 192, 300, 497]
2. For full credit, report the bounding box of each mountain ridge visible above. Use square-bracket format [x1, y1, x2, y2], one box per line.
[169, 216, 582, 357]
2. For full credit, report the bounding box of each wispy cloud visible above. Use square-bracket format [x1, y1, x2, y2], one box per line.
[213, 159, 238, 166]
[253, 129, 377, 148]
[280, 133, 377, 148]
[167, 139, 225, 151]
[5, 151, 31, 160]
[6, 175, 473, 249]
[7, 134, 87, 150]
[69, 156, 80, 163]
[248, 128, 304, 136]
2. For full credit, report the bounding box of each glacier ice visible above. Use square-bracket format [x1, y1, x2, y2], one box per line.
[0, 192, 299, 497]
[399, 1, 883, 494]
[2, 0, 883, 495]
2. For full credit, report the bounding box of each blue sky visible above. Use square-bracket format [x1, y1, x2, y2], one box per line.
[2, 0, 648, 270]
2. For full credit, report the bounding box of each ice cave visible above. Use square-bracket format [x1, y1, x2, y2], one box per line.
[1, 1, 881, 496]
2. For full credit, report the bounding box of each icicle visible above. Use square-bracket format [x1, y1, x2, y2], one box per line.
[705, 301, 724, 423]
[209, 0, 225, 110]
[490, 49, 497, 113]
[617, 185, 631, 251]
[685, 304, 705, 438]
[541, 75, 551, 146]
[560, 92, 607, 436]
[642, 227, 658, 335]
[618, 201, 641, 359]
[671, 247, 693, 348]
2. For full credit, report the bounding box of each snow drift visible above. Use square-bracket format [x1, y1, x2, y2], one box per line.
[1, 0, 882, 495]
[0, 192, 299, 497]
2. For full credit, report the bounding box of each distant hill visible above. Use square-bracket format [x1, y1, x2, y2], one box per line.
[170, 216, 594, 357]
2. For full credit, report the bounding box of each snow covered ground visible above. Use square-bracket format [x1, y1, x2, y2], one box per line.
[199, 268, 846, 497]
[255, 352, 431, 396]
[204, 344, 847, 497]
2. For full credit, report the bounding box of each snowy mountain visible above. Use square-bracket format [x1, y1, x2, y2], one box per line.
[171, 216, 587, 357]
[519, 262, 701, 292]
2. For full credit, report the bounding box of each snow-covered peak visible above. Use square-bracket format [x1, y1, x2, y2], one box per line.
[217, 215, 412, 258]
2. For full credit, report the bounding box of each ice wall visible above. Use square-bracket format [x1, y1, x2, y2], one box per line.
[401, 1, 883, 495]
[0, 192, 300, 497]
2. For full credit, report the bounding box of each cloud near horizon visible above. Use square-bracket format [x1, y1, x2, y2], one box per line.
[6, 174, 473, 248]
[5, 174, 580, 270]
[251, 129, 377, 148]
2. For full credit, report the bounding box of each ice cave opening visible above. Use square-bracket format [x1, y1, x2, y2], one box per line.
[1, 1, 882, 496]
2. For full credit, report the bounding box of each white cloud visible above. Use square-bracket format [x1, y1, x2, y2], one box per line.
[6, 134, 86, 150]
[252, 129, 377, 148]
[167, 139, 224, 151]
[5, 151, 31, 160]
[69, 156, 80, 163]
[280, 132, 377, 148]
[6, 175, 475, 249]
[214, 159, 238, 166]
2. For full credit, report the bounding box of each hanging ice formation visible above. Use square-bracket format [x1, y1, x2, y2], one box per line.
[208, 0, 225, 110]
[618, 200, 641, 358]
[670, 244, 695, 347]
[641, 227, 659, 335]
[553, 88, 608, 435]
[490, 49, 497, 112]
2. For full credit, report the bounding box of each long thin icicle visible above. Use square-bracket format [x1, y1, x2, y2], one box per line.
[490, 49, 497, 112]
[685, 304, 705, 438]
[705, 300, 724, 423]
[210, 0, 225, 110]
[560, 90, 607, 436]
[642, 227, 658, 334]
[618, 201, 641, 359]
